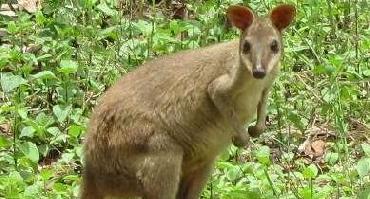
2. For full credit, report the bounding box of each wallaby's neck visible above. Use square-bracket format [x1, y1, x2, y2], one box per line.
[229, 52, 273, 94]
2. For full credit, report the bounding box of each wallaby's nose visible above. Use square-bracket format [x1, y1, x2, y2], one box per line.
[252, 68, 266, 79]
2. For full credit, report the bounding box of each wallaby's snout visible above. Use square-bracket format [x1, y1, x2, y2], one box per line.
[252, 67, 266, 79]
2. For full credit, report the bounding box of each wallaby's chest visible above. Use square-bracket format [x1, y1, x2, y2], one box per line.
[234, 79, 269, 123]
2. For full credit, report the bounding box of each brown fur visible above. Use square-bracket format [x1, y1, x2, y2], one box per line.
[81, 4, 295, 199]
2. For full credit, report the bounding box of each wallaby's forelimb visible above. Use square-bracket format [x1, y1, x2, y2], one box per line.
[177, 161, 214, 199]
[248, 88, 269, 137]
[208, 74, 250, 147]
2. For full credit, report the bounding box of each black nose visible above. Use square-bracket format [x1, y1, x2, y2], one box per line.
[252, 69, 266, 79]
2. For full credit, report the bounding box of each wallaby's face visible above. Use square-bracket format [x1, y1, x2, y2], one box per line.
[227, 5, 296, 79]
[240, 20, 282, 79]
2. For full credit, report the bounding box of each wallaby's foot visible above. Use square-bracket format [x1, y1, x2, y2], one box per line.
[232, 132, 250, 147]
[248, 125, 266, 137]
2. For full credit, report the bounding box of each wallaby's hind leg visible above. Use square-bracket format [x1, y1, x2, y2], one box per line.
[177, 161, 214, 199]
[140, 151, 183, 199]
[80, 170, 104, 199]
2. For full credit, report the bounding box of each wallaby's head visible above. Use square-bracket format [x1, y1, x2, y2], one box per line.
[227, 4, 296, 79]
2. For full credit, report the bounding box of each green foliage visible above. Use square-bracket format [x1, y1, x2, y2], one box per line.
[0, 0, 369, 198]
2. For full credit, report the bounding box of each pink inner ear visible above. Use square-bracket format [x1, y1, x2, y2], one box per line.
[270, 5, 296, 31]
[227, 6, 254, 31]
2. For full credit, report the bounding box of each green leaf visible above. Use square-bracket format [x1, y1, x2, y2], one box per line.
[96, 2, 117, 16]
[324, 152, 339, 165]
[216, 161, 235, 170]
[68, 125, 83, 138]
[37, 54, 53, 61]
[119, 38, 141, 56]
[47, 126, 67, 144]
[20, 126, 36, 138]
[59, 60, 78, 74]
[303, 164, 318, 179]
[98, 26, 118, 39]
[356, 158, 370, 178]
[358, 186, 370, 199]
[60, 151, 75, 163]
[313, 64, 336, 75]
[47, 126, 62, 136]
[40, 168, 53, 181]
[7, 21, 18, 33]
[35, 11, 46, 25]
[53, 105, 72, 123]
[75, 146, 83, 158]
[287, 111, 305, 131]
[255, 145, 271, 166]
[24, 182, 41, 197]
[81, 0, 99, 8]
[32, 71, 57, 80]
[362, 143, 370, 157]
[38, 144, 49, 157]
[70, 108, 84, 124]
[0, 135, 11, 148]
[63, 174, 79, 181]
[19, 142, 39, 163]
[288, 45, 310, 52]
[17, 108, 28, 119]
[0, 73, 27, 92]
[363, 70, 370, 77]
[36, 112, 55, 127]
[328, 55, 344, 69]
[299, 186, 313, 199]
[134, 20, 153, 36]
[53, 182, 69, 193]
[225, 166, 241, 181]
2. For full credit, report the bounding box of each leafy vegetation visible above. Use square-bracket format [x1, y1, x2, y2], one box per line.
[0, 0, 369, 198]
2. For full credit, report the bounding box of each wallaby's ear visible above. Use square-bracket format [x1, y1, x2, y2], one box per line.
[227, 5, 254, 31]
[270, 4, 296, 31]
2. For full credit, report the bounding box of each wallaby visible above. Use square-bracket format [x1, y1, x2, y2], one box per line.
[81, 4, 295, 199]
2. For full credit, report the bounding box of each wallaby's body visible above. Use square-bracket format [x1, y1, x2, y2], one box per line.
[81, 5, 295, 199]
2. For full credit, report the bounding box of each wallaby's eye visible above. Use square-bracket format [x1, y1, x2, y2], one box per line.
[271, 40, 279, 53]
[242, 41, 251, 54]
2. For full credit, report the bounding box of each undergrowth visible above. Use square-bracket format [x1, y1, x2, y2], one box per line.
[0, 0, 369, 198]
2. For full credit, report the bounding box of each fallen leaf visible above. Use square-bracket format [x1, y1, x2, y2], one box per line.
[0, 122, 11, 135]
[19, 0, 40, 13]
[311, 140, 326, 158]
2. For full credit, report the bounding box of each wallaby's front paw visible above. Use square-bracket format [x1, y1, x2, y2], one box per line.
[232, 132, 250, 148]
[248, 125, 266, 137]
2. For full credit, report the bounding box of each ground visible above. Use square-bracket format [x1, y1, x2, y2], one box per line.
[0, 0, 369, 198]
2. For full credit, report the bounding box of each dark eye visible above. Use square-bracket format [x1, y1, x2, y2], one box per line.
[271, 40, 279, 53]
[242, 41, 251, 54]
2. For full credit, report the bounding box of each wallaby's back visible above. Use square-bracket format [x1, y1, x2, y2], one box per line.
[85, 40, 238, 170]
